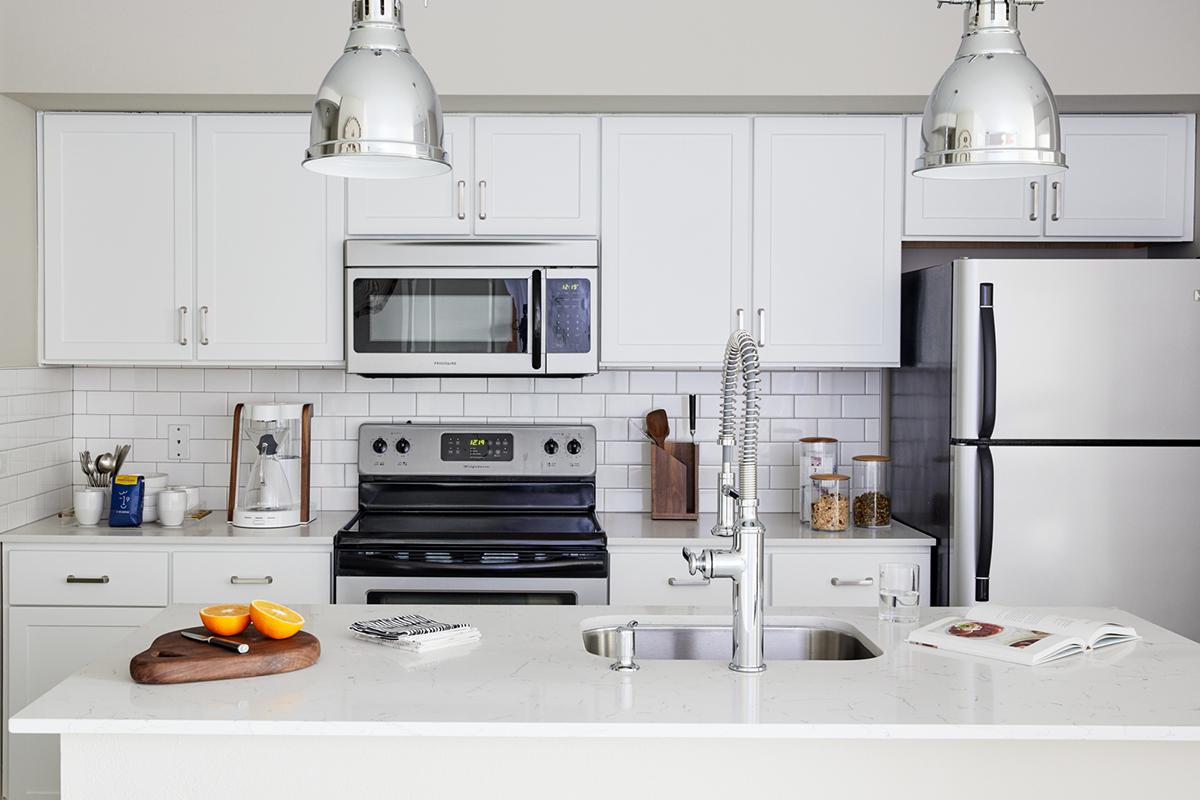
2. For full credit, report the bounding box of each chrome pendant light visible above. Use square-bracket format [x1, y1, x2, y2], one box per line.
[915, 0, 1066, 179]
[304, 0, 450, 179]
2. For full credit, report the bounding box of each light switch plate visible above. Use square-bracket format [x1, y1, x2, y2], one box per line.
[168, 424, 190, 461]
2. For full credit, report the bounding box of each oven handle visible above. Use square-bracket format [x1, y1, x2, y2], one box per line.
[531, 269, 543, 371]
[342, 556, 607, 574]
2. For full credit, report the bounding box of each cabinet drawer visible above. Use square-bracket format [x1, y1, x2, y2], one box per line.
[171, 551, 331, 604]
[770, 553, 890, 607]
[8, 550, 169, 607]
[609, 551, 730, 606]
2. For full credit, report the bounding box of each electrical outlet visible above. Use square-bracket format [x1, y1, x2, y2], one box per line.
[168, 424, 191, 461]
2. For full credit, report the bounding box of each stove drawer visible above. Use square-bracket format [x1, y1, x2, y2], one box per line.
[172, 551, 332, 604]
[609, 551, 730, 607]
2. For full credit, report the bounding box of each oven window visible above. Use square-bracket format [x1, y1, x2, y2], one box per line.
[353, 278, 528, 354]
[365, 591, 576, 605]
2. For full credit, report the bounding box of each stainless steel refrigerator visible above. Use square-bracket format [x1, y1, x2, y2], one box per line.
[890, 258, 1200, 640]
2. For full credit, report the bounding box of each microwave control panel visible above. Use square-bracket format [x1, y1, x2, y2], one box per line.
[546, 278, 591, 354]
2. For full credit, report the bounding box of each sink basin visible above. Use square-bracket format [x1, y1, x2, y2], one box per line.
[582, 618, 881, 662]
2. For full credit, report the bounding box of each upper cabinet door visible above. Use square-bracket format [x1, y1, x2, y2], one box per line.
[42, 114, 194, 362]
[195, 115, 345, 364]
[600, 117, 752, 366]
[903, 116, 1044, 239]
[1045, 115, 1195, 240]
[345, 115, 472, 235]
[473, 116, 600, 235]
[753, 117, 902, 367]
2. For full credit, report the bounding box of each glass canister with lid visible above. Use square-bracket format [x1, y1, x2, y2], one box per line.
[809, 473, 850, 531]
[799, 437, 838, 523]
[852, 455, 892, 528]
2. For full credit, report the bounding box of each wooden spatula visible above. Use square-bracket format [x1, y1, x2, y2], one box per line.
[646, 409, 669, 449]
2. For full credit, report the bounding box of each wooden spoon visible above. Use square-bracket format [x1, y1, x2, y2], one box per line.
[645, 409, 669, 449]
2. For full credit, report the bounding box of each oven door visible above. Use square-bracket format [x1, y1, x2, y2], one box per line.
[336, 575, 610, 605]
[346, 267, 542, 376]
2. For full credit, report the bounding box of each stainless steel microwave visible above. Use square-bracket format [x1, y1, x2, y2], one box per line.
[345, 240, 598, 377]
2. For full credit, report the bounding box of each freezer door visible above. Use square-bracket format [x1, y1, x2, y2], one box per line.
[951, 259, 1200, 440]
[952, 444, 1200, 641]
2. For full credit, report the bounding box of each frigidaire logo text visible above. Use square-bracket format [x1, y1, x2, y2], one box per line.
[433, 361, 458, 366]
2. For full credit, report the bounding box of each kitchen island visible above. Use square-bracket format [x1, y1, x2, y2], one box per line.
[12, 604, 1200, 799]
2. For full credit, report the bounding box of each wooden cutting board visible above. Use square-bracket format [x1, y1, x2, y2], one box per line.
[129, 626, 321, 685]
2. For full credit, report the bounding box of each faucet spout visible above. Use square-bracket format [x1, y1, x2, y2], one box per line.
[681, 327, 766, 673]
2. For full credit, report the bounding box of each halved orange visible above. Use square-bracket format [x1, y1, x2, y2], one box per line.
[249, 599, 305, 640]
[199, 604, 251, 636]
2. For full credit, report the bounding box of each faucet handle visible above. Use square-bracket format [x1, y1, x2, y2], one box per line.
[682, 547, 711, 578]
[723, 486, 740, 500]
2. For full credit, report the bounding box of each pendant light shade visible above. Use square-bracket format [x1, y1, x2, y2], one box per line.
[915, 1, 1066, 179]
[304, 0, 450, 179]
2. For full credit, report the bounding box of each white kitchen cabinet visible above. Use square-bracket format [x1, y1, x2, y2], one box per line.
[609, 549, 733, 606]
[6, 605, 164, 800]
[170, 550, 331, 604]
[472, 116, 600, 236]
[1045, 115, 1195, 240]
[903, 114, 1195, 241]
[7, 550, 169, 607]
[195, 115, 345, 363]
[346, 115, 472, 235]
[753, 117, 903, 366]
[903, 116, 1045, 238]
[600, 117, 752, 366]
[769, 551, 930, 607]
[42, 114, 194, 363]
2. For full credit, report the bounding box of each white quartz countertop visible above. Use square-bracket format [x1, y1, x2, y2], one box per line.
[599, 513, 934, 547]
[0, 511, 341, 544]
[11, 604, 1198, 741]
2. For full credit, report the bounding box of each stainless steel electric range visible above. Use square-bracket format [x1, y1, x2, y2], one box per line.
[335, 423, 608, 605]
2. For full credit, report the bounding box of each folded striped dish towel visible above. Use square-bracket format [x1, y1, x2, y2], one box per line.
[350, 614, 481, 653]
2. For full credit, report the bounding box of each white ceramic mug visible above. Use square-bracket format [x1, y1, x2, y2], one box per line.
[168, 484, 200, 512]
[157, 489, 188, 528]
[74, 488, 105, 527]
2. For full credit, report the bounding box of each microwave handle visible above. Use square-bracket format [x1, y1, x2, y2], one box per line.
[531, 269, 543, 371]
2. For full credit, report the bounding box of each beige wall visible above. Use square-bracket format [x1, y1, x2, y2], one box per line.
[1, 0, 1199, 99]
[0, 95, 37, 367]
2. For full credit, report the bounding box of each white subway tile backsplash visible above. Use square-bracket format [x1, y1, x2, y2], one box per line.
[110, 368, 157, 391]
[0, 368, 74, 532]
[64, 366, 882, 515]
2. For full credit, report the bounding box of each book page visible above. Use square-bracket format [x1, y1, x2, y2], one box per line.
[968, 606, 1132, 642]
[908, 615, 1080, 666]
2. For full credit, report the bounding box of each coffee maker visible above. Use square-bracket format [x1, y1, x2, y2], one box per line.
[227, 403, 313, 528]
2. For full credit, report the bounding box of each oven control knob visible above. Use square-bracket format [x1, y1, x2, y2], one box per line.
[543, 439, 559, 455]
[567, 439, 582, 455]
[395, 438, 411, 455]
[371, 438, 388, 455]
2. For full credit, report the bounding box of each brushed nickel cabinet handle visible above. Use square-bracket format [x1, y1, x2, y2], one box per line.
[736, 308, 745, 330]
[830, 577, 873, 587]
[456, 180, 467, 220]
[478, 180, 487, 220]
[1029, 181, 1039, 222]
[178, 307, 189, 346]
[756, 308, 767, 347]
[66, 575, 110, 584]
[667, 576, 711, 587]
[200, 306, 210, 346]
[1051, 180, 1062, 222]
[230, 575, 273, 585]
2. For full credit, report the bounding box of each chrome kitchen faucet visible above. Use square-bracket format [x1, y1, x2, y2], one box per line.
[682, 328, 766, 673]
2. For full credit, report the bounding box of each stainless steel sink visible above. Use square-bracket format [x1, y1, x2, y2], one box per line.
[582, 618, 881, 662]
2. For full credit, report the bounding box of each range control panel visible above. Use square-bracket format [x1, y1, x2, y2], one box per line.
[359, 424, 596, 478]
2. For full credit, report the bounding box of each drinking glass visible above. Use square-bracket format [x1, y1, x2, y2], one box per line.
[878, 562, 920, 623]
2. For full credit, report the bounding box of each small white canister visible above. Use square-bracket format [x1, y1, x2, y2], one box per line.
[799, 437, 838, 524]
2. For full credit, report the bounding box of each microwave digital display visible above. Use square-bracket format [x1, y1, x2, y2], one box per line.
[441, 433, 514, 462]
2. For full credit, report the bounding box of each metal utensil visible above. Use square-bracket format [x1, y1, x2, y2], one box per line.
[180, 630, 249, 655]
[80, 450, 97, 487]
[113, 444, 129, 482]
[95, 452, 115, 487]
[646, 409, 669, 449]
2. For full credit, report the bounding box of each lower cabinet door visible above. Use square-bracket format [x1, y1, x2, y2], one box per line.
[769, 552, 931, 607]
[609, 551, 733, 606]
[6, 606, 164, 800]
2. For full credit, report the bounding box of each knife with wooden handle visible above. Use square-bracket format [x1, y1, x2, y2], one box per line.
[181, 630, 250, 654]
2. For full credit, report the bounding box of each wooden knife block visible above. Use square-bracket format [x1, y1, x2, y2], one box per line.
[650, 442, 699, 520]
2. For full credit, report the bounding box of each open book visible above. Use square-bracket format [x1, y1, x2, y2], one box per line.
[907, 606, 1140, 666]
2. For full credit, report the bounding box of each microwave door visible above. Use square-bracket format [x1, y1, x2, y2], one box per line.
[346, 267, 542, 376]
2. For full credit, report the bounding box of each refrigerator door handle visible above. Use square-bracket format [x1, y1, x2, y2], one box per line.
[979, 283, 997, 440]
[976, 445, 995, 602]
